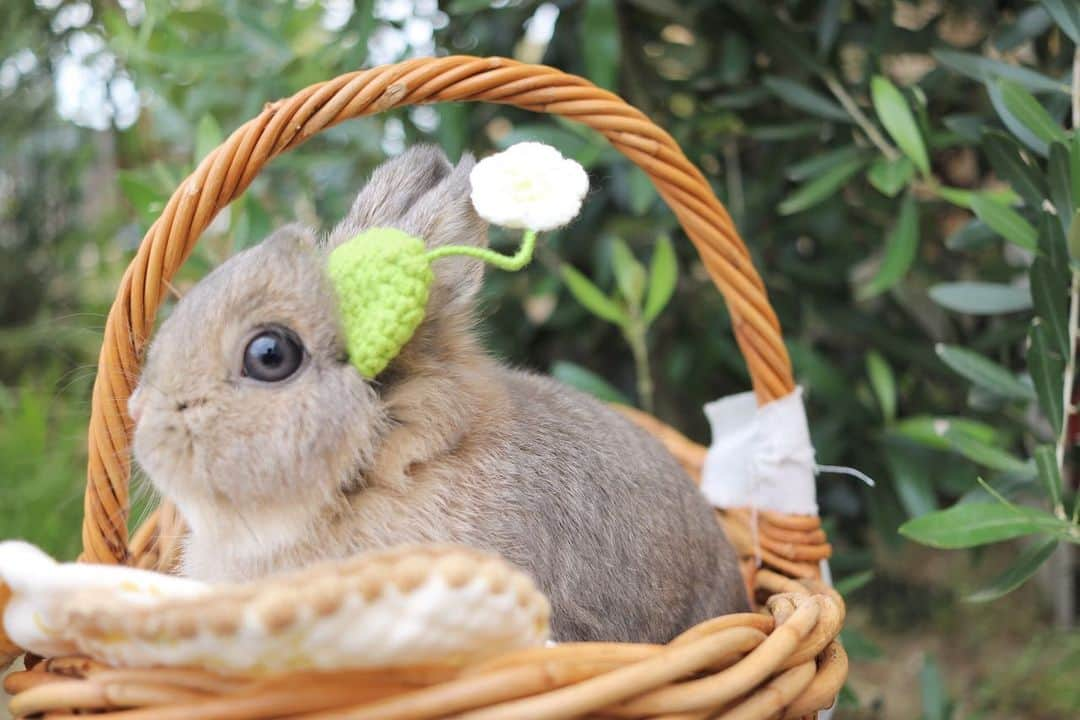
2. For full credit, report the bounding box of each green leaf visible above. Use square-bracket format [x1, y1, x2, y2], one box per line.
[870, 76, 930, 176]
[1030, 257, 1069, 356]
[816, 0, 842, 55]
[945, 219, 997, 251]
[610, 238, 647, 308]
[763, 76, 850, 122]
[858, 193, 919, 298]
[754, 21, 826, 76]
[626, 166, 657, 215]
[928, 281, 1032, 315]
[1048, 142, 1075, 234]
[785, 145, 862, 182]
[884, 444, 937, 517]
[986, 79, 1049, 156]
[959, 472, 1039, 506]
[920, 655, 949, 720]
[749, 121, 824, 141]
[349, 0, 378, 59]
[966, 535, 1059, 603]
[583, 0, 619, 91]
[935, 344, 1035, 401]
[1041, 0, 1080, 44]
[1070, 211, 1080, 265]
[102, 8, 137, 50]
[839, 627, 882, 661]
[944, 428, 1032, 474]
[560, 265, 629, 326]
[789, 340, 860, 404]
[169, 9, 227, 33]
[117, 171, 165, 225]
[777, 157, 865, 215]
[229, 193, 250, 252]
[900, 502, 1063, 549]
[866, 350, 897, 422]
[1037, 211, 1070, 284]
[550, 361, 630, 405]
[1029, 321, 1066, 435]
[644, 235, 678, 323]
[980, 130, 1048, 209]
[436, 102, 467, 160]
[623, 0, 689, 18]
[497, 124, 605, 169]
[932, 49, 1069, 95]
[234, 195, 271, 251]
[891, 416, 1003, 451]
[833, 570, 873, 597]
[707, 88, 766, 111]
[995, 79, 1068, 153]
[1071, 133, 1080, 208]
[866, 156, 915, 197]
[447, 0, 491, 12]
[970, 194, 1039, 251]
[934, 185, 975, 208]
[995, 6, 1054, 52]
[194, 113, 223, 164]
[1033, 445, 1063, 509]
[944, 114, 988, 142]
[719, 31, 750, 85]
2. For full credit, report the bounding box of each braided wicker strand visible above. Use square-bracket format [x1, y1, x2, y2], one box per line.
[82, 56, 795, 567]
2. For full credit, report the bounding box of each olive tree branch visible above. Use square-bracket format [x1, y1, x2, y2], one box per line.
[821, 71, 901, 161]
[1066, 47, 1080, 524]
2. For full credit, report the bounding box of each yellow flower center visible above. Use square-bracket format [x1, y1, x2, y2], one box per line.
[509, 171, 543, 202]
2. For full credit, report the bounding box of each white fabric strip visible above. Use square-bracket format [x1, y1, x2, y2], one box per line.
[702, 387, 837, 720]
[701, 386, 819, 516]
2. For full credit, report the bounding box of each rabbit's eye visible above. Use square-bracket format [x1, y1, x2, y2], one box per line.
[242, 327, 304, 382]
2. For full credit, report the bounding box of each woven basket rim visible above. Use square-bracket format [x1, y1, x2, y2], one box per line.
[5, 570, 846, 720]
[81, 54, 795, 566]
[13, 54, 848, 720]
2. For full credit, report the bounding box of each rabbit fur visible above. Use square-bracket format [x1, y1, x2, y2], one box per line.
[130, 144, 749, 642]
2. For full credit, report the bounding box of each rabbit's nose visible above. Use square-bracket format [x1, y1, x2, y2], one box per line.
[128, 388, 144, 425]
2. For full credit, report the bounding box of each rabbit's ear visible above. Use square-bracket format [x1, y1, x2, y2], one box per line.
[262, 222, 319, 252]
[401, 153, 489, 312]
[327, 145, 453, 249]
[401, 154, 485, 249]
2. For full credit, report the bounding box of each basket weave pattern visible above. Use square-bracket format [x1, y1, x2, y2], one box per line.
[4, 56, 844, 719]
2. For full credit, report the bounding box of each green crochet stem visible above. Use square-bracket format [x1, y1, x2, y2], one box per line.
[328, 227, 537, 379]
[424, 229, 537, 270]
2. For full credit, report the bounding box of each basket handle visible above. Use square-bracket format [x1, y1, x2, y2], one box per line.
[81, 56, 795, 564]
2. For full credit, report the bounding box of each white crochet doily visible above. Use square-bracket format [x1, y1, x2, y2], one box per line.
[0, 541, 549, 674]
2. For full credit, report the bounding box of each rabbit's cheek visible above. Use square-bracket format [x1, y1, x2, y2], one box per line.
[128, 387, 144, 424]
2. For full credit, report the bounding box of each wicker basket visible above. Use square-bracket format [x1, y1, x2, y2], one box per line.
[3, 56, 847, 719]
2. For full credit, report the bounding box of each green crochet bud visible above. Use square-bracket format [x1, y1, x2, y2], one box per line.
[328, 227, 537, 378]
[327, 228, 432, 378]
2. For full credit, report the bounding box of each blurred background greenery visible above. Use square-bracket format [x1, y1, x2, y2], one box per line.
[1, 1, 1079, 717]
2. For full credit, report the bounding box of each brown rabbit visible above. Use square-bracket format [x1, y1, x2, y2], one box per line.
[130, 145, 749, 642]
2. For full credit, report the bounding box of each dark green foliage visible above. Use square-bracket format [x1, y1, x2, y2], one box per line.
[1, 2, 1078, 714]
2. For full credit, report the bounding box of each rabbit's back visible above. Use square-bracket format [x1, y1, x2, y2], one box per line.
[468, 368, 748, 642]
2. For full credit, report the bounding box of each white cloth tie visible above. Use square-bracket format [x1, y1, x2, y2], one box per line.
[701, 386, 819, 516]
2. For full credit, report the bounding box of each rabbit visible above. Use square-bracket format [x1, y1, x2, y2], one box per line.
[129, 144, 750, 643]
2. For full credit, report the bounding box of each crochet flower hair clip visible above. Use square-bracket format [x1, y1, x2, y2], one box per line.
[328, 141, 589, 378]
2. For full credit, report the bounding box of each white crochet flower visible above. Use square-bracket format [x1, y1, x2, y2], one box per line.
[469, 142, 589, 231]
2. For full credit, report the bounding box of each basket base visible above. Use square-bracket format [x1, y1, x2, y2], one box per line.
[4, 572, 844, 720]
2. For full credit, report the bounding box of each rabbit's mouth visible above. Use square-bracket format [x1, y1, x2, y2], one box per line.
[173, 396, 209, 413]
[132, 406, 196, 495]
